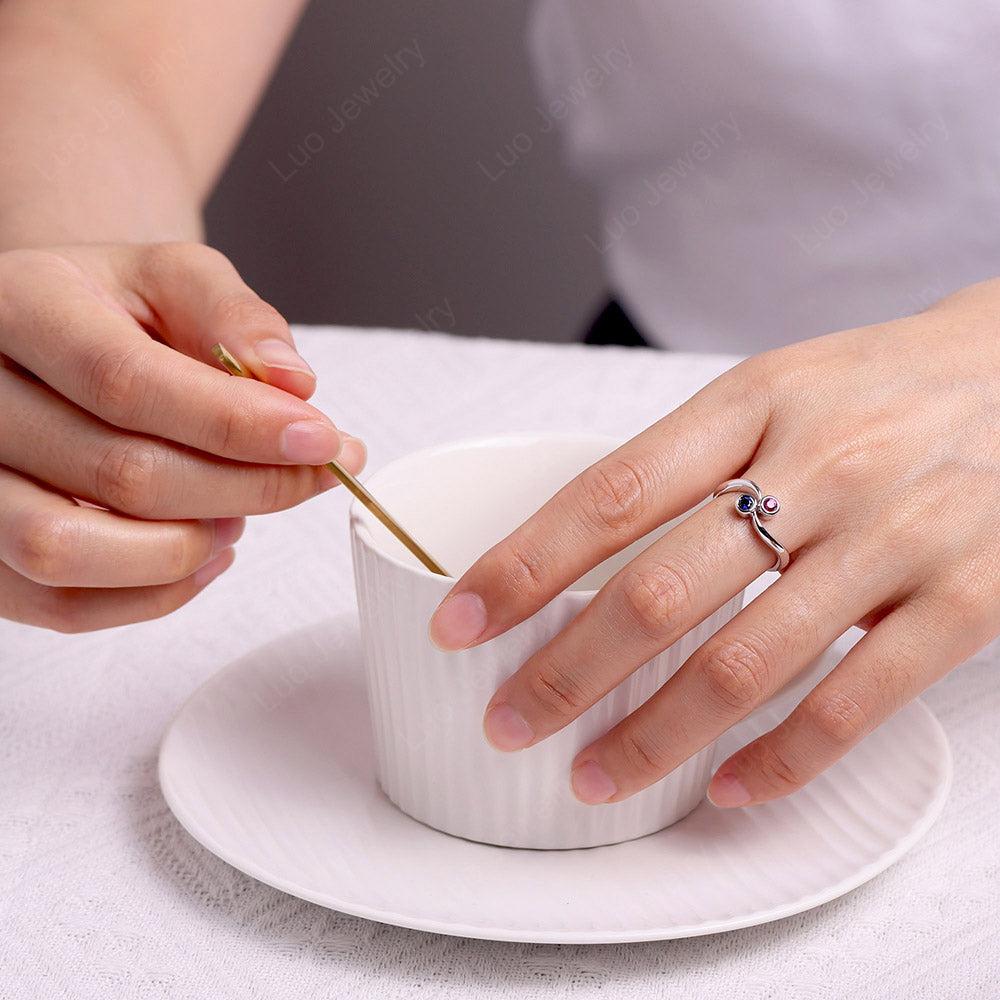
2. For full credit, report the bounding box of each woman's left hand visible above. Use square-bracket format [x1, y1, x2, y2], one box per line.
[429, 278, 1000, 808]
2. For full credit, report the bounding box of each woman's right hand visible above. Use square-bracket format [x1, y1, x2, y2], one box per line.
[0, 242, 365, 632]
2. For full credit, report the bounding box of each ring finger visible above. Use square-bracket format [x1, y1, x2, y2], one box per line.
[482, 469, 820, 752]
[0, 465, 244, 588]
[0, 548, 237, 632]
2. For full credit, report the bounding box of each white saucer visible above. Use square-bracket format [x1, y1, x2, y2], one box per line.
[158, 618, 951, 944]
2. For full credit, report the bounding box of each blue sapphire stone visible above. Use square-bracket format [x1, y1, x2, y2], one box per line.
[736, 493, 756, 514]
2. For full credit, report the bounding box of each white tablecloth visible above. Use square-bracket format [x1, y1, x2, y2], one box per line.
[2, 328, 997, 998]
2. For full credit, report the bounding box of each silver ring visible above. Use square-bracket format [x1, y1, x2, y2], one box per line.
[713, 479, 789, 572]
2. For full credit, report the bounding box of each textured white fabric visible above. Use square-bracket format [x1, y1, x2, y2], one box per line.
[528, 0, 1000, 352]
[1, 328, 998, 998]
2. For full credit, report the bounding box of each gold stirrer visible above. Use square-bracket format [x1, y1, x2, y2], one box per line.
[211, 343, 449, 577]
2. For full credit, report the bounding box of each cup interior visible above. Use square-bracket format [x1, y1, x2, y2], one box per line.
[352, 434, 695, 589]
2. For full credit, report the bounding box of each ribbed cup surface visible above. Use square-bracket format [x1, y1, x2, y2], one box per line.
[352, 528, 743, 850]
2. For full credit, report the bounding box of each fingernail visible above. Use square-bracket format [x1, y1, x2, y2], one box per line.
[280, 420, 342, 463]
[428, 592, 487, 650]
[571, 759, 618, 804]
[253, 338, 315, 377]
[707, 772, 752, 808]
[337, 434, 367, 472]
[483, 703, 534, 752]
[318, 436, 367, 491]
[194, 548, 235, 588]
[211, 516, 245, 554]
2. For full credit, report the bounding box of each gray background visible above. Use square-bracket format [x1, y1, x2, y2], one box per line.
[205, 0, 606, 343]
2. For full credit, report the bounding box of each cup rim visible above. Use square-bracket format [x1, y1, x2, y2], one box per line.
[349, 431, 623, 591]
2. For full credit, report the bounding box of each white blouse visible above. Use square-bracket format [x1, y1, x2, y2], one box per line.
[528, 1, 1000, 351]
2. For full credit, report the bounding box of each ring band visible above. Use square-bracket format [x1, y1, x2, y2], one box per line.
[713, 479, 789, 572]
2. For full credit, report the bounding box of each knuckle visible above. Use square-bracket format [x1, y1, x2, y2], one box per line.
[85, 344, 150, 426]
[244, 465, 324, 514]
[163, 531, 201, 582]
[200, 400, 243, 457]
[707, 350, 781, 425]
[619, 562, 692, 638]
[806, 691, 872, 747]
[820, 434, 876, 489]
[95, 438, 160, 516]
[577, 457, 650, 536]
[523, 661, 591, 719]
[936, 578, 991, 632]
[255, 466, 294, 512]
[7, 510, 73, 585]
[210, 288, 282, 334]
[746, 740, 802, 795]
[754, 343, 816, 399]
[874, 502, 927, 558]
[34, 589, 90, 634]
[815, 418, 896, 497]
[617, 729, 671, 781]
[699, 638, 771, 713]
[493, 539, 548, 596]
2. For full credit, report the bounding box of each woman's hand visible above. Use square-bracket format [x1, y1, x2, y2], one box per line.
[430, 278, 1000, 808]
[0, 242, 364, 631]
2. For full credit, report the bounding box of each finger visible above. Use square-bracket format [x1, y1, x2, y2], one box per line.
[0, 546, 237, 632]
[0, 364, 367, 518]
[565, 541, 901, 803]
[0, 249, 343, 465]
[481, 483, 812, 751]
[705, 595, 962, 807]
[0, 466, 244, 587]
[108, 242, 318, 399]
[429, 365, 771, 650]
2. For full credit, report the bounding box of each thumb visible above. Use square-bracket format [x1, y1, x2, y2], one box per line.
[110, 242, 317, 399]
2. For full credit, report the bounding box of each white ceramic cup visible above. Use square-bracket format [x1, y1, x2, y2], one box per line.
[350, 433, 744, 849]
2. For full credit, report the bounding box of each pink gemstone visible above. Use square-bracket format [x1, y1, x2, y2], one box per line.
[761, 496, 779, 515]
